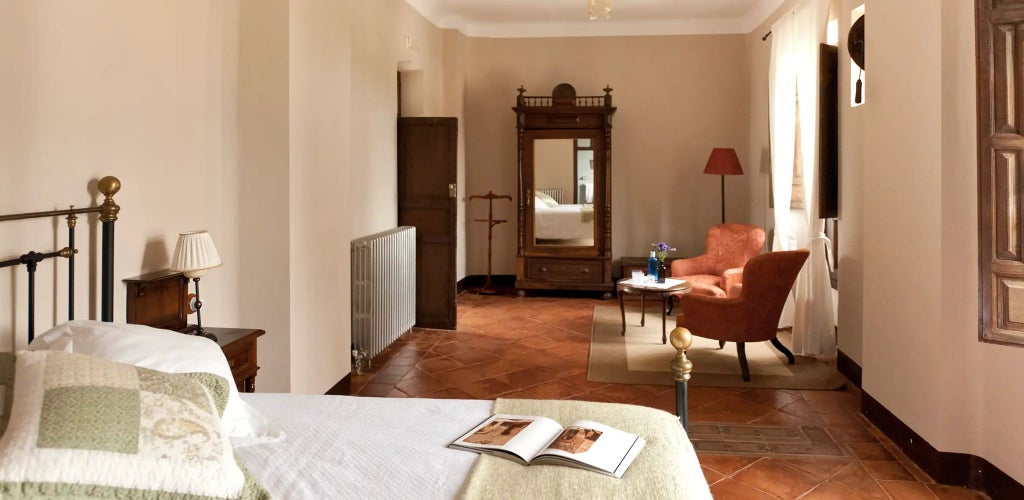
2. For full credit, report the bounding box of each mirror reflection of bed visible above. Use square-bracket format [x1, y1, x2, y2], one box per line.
[533, 138, 596, 247]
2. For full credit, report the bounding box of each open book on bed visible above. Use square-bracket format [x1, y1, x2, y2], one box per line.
[449, 414, 646, 478]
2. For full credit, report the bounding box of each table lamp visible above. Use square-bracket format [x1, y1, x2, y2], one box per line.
[703, 147, 744, 224]
[170, 230, 222, 341]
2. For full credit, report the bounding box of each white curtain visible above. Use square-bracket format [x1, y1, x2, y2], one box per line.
[768, 0, 836, 355]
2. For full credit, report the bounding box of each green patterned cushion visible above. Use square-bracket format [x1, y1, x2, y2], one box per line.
[0, 350, 254, 498]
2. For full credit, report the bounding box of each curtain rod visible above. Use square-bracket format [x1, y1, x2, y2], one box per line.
[761, 30, 772, 41]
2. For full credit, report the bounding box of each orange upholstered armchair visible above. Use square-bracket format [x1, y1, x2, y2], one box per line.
[670, 223, 765, 299]
[674, 249, 809, 382]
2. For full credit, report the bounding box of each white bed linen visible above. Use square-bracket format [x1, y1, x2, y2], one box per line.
[237, 393, 490, 500]
[534, 203, 594, 240]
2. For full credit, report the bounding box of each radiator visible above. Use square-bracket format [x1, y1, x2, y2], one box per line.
[538, 188, 564, 204]
[351, 226, 416, 372]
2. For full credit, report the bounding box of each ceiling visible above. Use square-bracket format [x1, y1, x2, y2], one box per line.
[403, 0, 785, 38]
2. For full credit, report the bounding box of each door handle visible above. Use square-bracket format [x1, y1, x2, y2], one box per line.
[526, 189, 532, 206]
[448, 183, 457, 198]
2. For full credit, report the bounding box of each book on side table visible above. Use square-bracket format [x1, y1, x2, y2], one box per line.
[449, 414, 646, 478]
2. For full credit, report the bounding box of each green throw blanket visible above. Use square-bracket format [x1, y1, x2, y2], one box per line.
[459, 398, 711, 500]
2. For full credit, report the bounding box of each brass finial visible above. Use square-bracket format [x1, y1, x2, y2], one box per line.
[58, 247, 79, 259]
[603, 85, 613, 95]
[669, 327, 693, 383]
[97, 176, 121, 223]
[517, 85, 527, 96]
[66, 205, 77, 228]
[98, 176, 121, 198]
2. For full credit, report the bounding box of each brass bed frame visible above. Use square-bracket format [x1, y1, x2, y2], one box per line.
[0, 176, 697, 429]
[0, 176, 121, 342]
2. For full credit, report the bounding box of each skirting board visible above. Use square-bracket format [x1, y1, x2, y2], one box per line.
[836, 349, 862, 389]
[324, 372, 352, 396]
[862, 392, 1024, 498]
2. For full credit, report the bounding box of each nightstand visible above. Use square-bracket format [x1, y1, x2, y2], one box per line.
[205, 328, 265, 393]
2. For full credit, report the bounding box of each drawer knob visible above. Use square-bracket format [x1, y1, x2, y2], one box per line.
[540, 267, 548, 272]
[583, 268, 590, 273]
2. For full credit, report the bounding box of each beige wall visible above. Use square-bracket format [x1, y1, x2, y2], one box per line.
[464, 35, 751, 275]
[0, 0, 460, 395]
[288, 0, 352, 395]
[533, 139, 576, 199]
[860, 0, 1024, 482]
[237, 0, 290, 392]
[0, 0, 242, 350]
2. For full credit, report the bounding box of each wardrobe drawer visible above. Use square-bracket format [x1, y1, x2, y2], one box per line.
[525, 259, 603, 282]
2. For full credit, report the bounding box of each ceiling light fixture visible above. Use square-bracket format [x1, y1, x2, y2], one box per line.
[587, 0, 612, 20]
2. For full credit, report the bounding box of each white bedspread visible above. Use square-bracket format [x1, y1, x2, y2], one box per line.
[237, 393, 490, 500]
[534, 203, 594, 240]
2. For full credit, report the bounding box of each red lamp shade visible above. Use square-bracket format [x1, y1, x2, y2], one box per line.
[703, 148, 744, 176]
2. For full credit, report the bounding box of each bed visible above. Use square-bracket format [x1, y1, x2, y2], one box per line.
[0, 177, 708, 499]
[533, 196, 595, 242]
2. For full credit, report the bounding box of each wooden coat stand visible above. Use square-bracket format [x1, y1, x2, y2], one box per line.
[469, 191, 512, 294]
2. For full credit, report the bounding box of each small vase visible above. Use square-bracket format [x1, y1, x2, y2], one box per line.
[656, 261, 667, 283]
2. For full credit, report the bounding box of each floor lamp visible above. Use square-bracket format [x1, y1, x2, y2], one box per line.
[703, 148, 744, 224]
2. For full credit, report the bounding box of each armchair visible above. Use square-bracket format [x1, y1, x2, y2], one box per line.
[674, 249, 809, 382]
[670, 223, 765, 299]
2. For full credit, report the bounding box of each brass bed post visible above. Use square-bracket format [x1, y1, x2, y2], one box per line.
[669, 327, 694, 430]
[97, 176, 121, 322]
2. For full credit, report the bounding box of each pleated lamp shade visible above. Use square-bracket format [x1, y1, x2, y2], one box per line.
[170, 231, 222, 278]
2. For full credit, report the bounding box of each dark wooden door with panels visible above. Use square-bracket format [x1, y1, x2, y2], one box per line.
[978, 0, 1024, 347]
[397, 117, 458, 330]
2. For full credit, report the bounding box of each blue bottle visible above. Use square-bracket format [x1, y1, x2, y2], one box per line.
[647, 250, 658, 280]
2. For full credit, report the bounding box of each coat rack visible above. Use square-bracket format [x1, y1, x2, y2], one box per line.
[469, 191, 512, 294]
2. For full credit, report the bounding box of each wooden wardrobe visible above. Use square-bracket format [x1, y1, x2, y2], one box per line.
[513, 83, 616, 296]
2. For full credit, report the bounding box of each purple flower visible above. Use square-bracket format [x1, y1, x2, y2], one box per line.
[651, 241, 676, 261]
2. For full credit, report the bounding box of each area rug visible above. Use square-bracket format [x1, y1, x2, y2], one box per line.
[587, 305, 846, 390]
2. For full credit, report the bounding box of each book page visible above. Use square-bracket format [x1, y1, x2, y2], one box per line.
[450, 414, 563, 463]
[534, 420, 643, 476]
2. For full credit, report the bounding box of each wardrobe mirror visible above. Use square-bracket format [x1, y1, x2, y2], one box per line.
[533, 138, 595, 247]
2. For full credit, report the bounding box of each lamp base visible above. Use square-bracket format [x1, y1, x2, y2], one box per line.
[195, 330, 219, 342]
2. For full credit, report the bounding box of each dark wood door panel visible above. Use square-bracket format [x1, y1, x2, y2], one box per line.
[398, 117, 457, 330]
[979, 1, 1024, 346]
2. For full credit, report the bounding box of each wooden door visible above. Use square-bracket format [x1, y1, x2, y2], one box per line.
[978, 0, 1024, 346]
[398, 117, 457, 330]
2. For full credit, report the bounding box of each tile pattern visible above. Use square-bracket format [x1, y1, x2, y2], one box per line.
[351, 293, 988, 500]
[689, 423, 846, 457]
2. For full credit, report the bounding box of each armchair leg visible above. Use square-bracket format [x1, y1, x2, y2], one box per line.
[718, 340, 726, 349]
[737, 342, 750, 382]
[770, 337, 796, 364]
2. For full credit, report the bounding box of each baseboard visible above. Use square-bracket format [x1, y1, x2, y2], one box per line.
[836, 349, 862, 389]
[862, 392, 1024, 498]
[457, 274, 516, 293]
[324, 372, 352, 396]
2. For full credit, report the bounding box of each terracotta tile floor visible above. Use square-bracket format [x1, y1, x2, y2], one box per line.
[351, 293, 988, 499]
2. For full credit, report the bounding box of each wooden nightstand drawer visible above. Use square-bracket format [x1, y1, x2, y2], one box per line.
[204, 327, 265, 393]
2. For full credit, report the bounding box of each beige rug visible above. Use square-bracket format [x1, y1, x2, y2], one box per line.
[588, 305, 846, 390]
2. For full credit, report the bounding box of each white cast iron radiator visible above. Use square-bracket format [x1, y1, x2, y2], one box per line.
[351, 226, 416, 373]
[537, 188, 564, 204]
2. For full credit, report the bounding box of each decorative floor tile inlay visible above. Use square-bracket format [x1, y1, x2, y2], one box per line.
[689, 423, 847, 457]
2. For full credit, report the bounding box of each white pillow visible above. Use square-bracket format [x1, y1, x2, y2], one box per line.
[535, 192, 559, 207]
[29, 320, 284, 447]
[0, 350, 246, 497]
